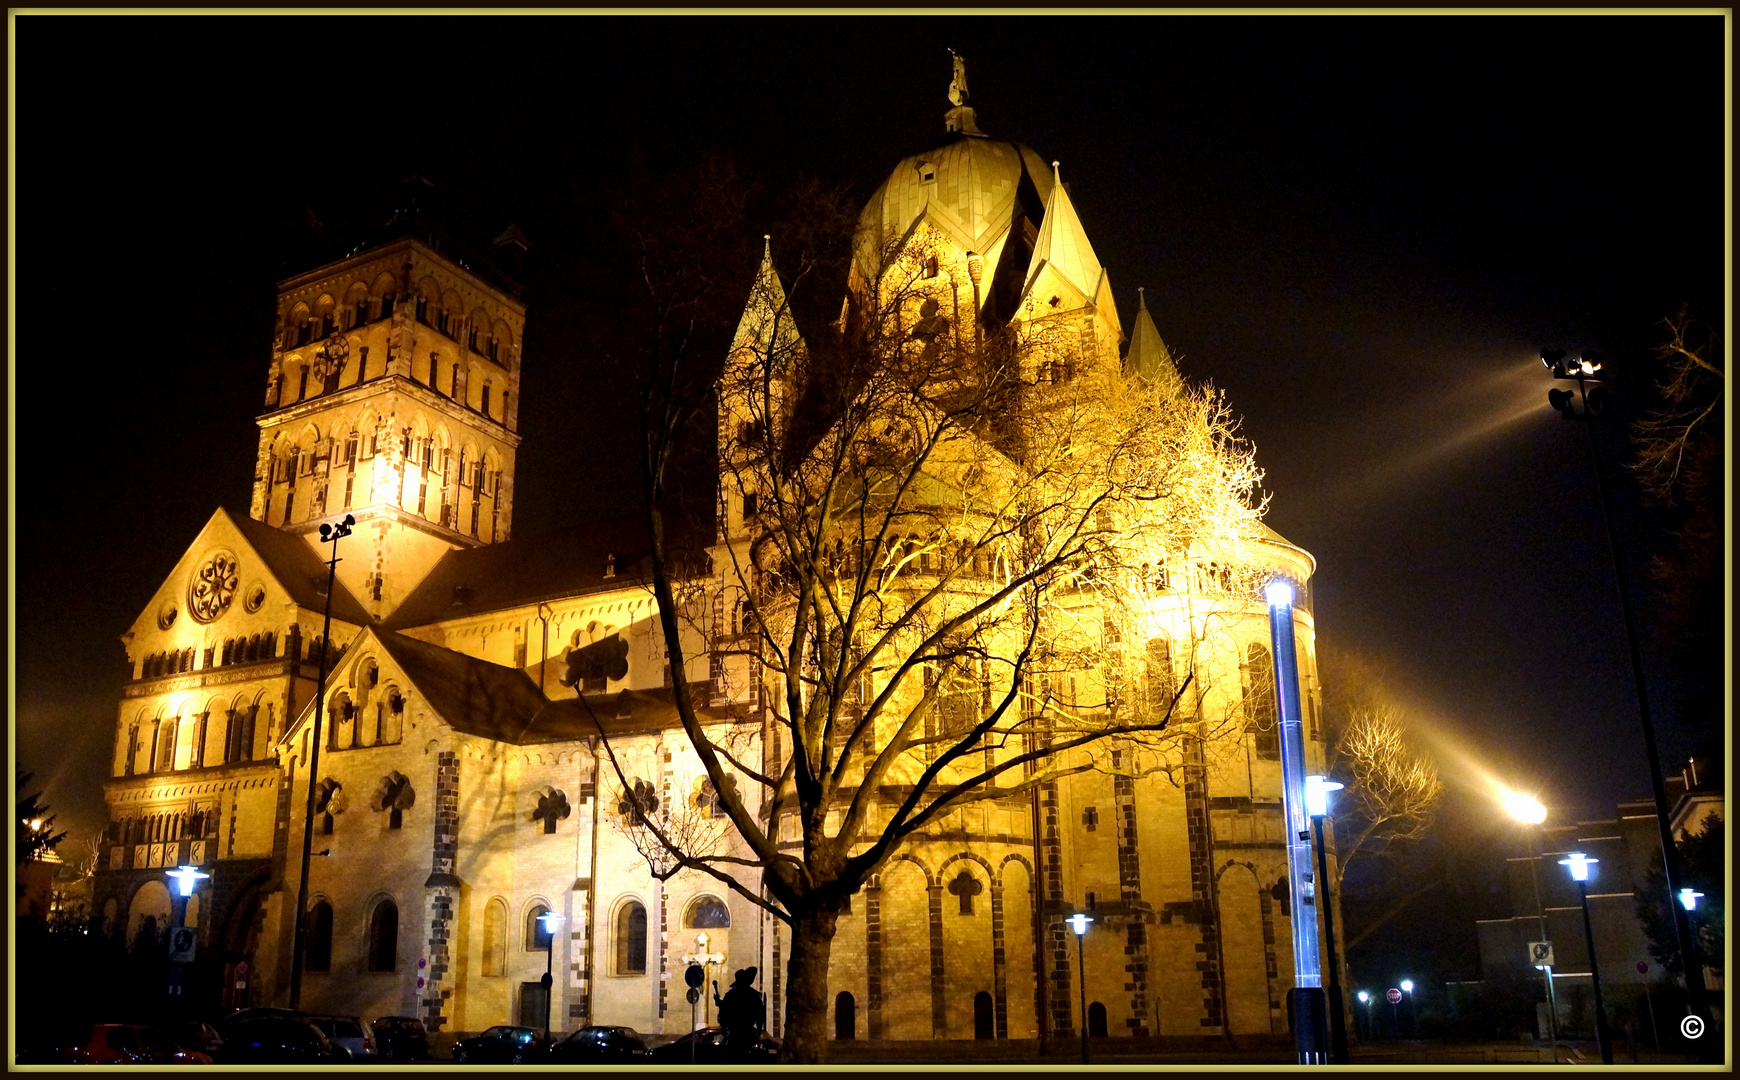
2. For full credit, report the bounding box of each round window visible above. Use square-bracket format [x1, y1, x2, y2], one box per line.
[189, 550, 241, 624]
[157, 602, 178, 630]
[243, 583, 267, 614]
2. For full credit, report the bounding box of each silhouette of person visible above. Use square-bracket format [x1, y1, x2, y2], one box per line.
[715, 967, 766, 1057]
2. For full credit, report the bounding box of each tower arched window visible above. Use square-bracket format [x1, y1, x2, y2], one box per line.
[367, 899, 399, 971]
[1242, 643, 1279, 760]
[308, 900, 333, 972]
[481, 383, 493, 419]
[615, 900, 647, 975]
[483, 898, 507, 977]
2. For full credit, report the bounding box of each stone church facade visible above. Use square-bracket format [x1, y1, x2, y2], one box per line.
[93, 90, 1331, 1046]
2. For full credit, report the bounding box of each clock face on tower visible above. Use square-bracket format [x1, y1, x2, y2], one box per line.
[189, 550, 240, 623]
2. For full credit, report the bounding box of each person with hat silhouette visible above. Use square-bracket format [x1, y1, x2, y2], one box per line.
[713, 967, 765, 1058]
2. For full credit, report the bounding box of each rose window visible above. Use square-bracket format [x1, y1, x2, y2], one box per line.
[189, 551, 240, 623]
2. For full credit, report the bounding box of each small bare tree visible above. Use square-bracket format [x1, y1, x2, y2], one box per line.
[1631, 303, 1723, 502]
[1326, 703, 1443, 885]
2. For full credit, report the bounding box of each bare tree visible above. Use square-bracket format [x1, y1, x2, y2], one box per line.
[589, 163, 1270, 1062]
[1631, 303, 1723, 502]
[1325, 704, 1443, 885]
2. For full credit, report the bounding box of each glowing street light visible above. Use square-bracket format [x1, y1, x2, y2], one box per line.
[165, 864, 210, 898]
[1266, 577, 1328, 1064]
[536, 910, 565, 1045]
[1356, 990, 1374, 1042]
[1557, 853, 1613, 1064]
[1501, 788, 1560, 1059]
[1678, 888, 1704, 912]
[1068, 910, 1093, 1065]
[1305, 775, 1348, 1062]
[1540, 347, 1707, 1032]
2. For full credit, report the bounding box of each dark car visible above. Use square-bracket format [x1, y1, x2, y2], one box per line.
[547, 1025, 650, 1064]
[177, 1021, 224, 1057]
[373, 1015, 430, 1061]
[27, 1023, 213, 1065]
[306, 1015, 375, 1062]
[451, 1024, 544, 1064]
[213, 1016, 336, 1064]
[647, 1026, 778, 1064]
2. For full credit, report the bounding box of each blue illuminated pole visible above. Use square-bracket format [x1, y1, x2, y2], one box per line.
[1267, 578, 1326, 1064]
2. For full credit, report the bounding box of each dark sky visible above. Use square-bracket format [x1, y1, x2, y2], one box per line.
[14, 16, 1725, 981]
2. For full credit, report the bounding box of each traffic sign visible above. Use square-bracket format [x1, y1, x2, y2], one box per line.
[1636, 960, 1649, 975]
[684, 963, 705, 989]
[1529, 941, 1554, 968]
[1385, 988, 1402, 1004]
[168, 927, 197, 964]
[235, 960, 249, 977]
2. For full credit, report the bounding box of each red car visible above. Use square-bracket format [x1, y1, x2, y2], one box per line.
[50, 1023, 213, 1065]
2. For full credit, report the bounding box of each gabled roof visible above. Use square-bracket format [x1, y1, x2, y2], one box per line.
[371, 629, 553, 742]
[732, 236, 802, 363]
[225, 508, 374, 625]
[384, 513, 713, 630]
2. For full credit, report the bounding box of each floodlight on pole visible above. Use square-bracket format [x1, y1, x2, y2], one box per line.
[1305, 774, 1348, 1062]
[1679, 889, 1704, 912]
[166, 864, 210, 898]
[537, 910, 565, 1045]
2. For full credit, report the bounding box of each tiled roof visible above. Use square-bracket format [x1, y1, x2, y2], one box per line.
[226, 508, 374, 625]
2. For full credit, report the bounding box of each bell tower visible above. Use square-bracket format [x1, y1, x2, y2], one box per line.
[250, 213, 529, 621]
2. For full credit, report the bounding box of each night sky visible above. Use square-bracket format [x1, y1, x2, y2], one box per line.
[14, 15, 1726, 990]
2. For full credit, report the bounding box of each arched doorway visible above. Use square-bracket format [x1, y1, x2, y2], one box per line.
[835, 991, 856, 1040]
[1088, 1001, 1109, 1038]
[974, 991, 994, 1039]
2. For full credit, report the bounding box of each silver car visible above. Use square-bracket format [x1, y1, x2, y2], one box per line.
[306, 1016, 375, 1062]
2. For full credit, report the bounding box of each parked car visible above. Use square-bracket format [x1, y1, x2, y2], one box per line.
[451, 1024, 545, 1064]
[29, 1022, 212, 1065]
[647, 1026, 778, 1064]
[547, 1025, 651, 1064]
[306, 1015, 375, 1061]
[373, 1015, 430, 1061]
[176, 1021, 224, 1057]
[213, 1016, 336, 1064]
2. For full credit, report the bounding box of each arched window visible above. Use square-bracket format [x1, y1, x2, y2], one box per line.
[1144, 635, 1177, 716]
[157, 717, 178, 772]
[1087, 1001, 1108, 1038]
[526, 903, 553, 951]
[684, 895, 730, 929]
[974, 991, 994, 1039]
[1242, 643, 1279, 760]
[615, 900, 647, 975]
[367, 899, 399, 971]
[308, 900, 333, 972]
[483, 898, 507, 977]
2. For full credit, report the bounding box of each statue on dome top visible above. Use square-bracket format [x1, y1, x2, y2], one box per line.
[948, 48, 969, 107]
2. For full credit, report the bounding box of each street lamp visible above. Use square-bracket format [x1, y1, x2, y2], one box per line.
[537, 910, 564, 1045]
[1265, 578, 1329, 1065]
[1399, 979, 1414, 1039]
[1067, 911, 1093, 1065]
[1541, 347, 1708, 1029]
[1305, 775, 1348, 1063]
[1678, 889, 1706, 994]
[289, 513, 354, 1011]
[1500, 788, 1560, 1060]
[1356, 991, 1372, 1041]
[1558, 852, 1613, 1064]
[165, 864, 209, 1004]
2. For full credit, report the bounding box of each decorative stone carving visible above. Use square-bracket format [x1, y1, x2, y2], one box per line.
[188, 551, 240, 623]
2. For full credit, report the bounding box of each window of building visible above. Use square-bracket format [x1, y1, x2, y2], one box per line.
[614, 900, 647, 975]
[1242, 643, 1279, 760]
[353, 298, 368, 327]
[684, 895, 730, 928]
[481, 383, 493, 418]
[526, 903, 553, 951]
[367, 899, 399, 971]
[320, 313, 335, 337]
[436, 309, 450, 336]
[380, 294, 395, 320]
[483, 898, 507, 977]
[1082, 806, 1099, 832]
[308, 900, 333, 971]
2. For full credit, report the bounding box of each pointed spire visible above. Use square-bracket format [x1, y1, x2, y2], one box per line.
[1023, 160, 1104, 304]
[1125, 286, 1181, 390]
[732, 233, 797, 361]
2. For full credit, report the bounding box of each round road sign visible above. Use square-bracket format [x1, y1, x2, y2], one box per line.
[1636, 960, 1649, 975]
[1386, 988, 1403, 1004]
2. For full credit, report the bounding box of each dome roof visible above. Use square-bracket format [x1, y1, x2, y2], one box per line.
[857, 131, 1055, 283]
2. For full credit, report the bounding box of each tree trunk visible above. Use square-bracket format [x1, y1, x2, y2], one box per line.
[778, 904, 840, 1064]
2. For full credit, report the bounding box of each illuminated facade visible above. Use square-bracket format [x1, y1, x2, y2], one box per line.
[95, 91, 1330, 1047]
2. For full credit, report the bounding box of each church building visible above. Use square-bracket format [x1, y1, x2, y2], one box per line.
[93, 79, 1331, 1049]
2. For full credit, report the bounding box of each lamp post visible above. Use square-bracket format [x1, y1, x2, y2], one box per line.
[165, 864, 208, 1006]
[1400, 979, 1414, 1039]
[1500, 789, 1560, 1060]
[537, 910, 564, 1046]
[1678, 889, 1706, 997]
[1356, 991, 1372, 1041]
[1558, 852, 1613, 1064]
[1305, 775, 1348, 1062]
[1068, 912, 1093, 1065]
[288, 513, 354, 1011]
[1542, 349, 1708, 1030]
[1265, 578, 1329, 1065]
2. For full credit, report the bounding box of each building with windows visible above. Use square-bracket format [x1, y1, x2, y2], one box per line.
[93, 83, 1331, 1047]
